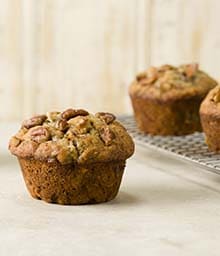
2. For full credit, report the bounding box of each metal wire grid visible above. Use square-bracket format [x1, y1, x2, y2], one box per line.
[119, 115, 220, 175]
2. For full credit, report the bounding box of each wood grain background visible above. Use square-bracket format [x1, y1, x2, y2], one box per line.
[0, 0, 220, 121]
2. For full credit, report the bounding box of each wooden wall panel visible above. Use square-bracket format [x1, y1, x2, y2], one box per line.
[34, 0, 142, 117]
[150, 0, 180, 66]
[150, 0, 220, 79]
[0, 0, 23, 121]
[21, 0, 38, 117]
[1, 0, 220, 121]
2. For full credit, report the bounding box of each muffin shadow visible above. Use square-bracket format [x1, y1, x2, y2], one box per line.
[125, 183, 220, 206]
[107, 191, 140, 206]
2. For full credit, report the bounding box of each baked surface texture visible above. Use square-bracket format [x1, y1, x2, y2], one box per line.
[9, 110, 134, 165]
[129, 63, 217, 135]
[19, 158, 125, 205]
[200, 85, 220, 152]
[9, 109, 134, 205]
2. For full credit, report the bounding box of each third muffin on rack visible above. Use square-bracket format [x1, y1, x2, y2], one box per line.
[200, 85, 220, 152]
[129, 63, 217, 135]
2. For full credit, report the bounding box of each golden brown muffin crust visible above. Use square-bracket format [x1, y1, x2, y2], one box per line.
[18, 158, 125, 205]
[9, 109, 134, 165]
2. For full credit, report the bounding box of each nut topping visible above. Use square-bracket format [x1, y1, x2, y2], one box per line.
[22, 115, 47, 129]
[100, 127, 115, 146]
[213, 91, 220, 103]
[95, 112, 116, 124]
[140, 67, 158, 85]
[136, 72, 147, 82]
[29, 126, 50, 143]
[61, 109, 89, 120]
[47, 111, 60, 122]
[184, 63, 199, 78]
[56, 119, 68, 132]
[68, 116, 91, 134]
[9, 108, 135, 165]
[13, 141, 38, 158]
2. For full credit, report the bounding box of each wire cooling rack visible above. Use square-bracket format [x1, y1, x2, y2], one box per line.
[119, 115, 220, 175]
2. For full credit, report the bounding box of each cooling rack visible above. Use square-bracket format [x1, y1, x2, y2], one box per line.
[119, 115, 220, 175]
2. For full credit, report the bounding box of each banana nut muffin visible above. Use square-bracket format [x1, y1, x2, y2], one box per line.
[9, 109, 134, 205]
[129, 63, 217, 135]
[200, 85, 220, 152]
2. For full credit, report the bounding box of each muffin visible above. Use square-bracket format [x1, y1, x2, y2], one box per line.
[9, 109, 134, 205]
[129, 63, 217, 135]
[200, 85, 220, 152]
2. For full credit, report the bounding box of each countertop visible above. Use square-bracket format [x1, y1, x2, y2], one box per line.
[1, 123, 220, 256]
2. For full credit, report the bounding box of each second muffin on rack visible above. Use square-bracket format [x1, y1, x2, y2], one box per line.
[129, 63, 217, 135]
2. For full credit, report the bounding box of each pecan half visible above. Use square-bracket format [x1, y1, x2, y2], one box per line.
[184, 63, 199, 78]
[13, 141, 38, 158]
[22, 115, 47, 129]
[95, 112, 116, 124]
[100, 127, 115, 146]
[61, 108, 89, 120]
[140, 66, 158, 85]
[29, 126, 51, 143]
[136, 72, 147, 82]
[56, 119, 69, 132]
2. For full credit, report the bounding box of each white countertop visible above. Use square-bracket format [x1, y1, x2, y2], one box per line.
[1, 123, 220, 256]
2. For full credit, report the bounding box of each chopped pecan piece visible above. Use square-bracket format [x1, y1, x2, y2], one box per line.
[29, 126, 51, 143]
[61, 108, 89, 120]
[100, 127, 115, 146]
[47, 111, 60, 122]
[22, 115, 47, 129]
[95, 112, 116, 124]
[140, 67, 158, 85]
[184, 63, 199, 78]
[136, 72, 147, 82]
[56, 119, 69, 132]
[14, 141, 38, 158]
[213, 91, 220, 103]
[68, 116, 91, 134]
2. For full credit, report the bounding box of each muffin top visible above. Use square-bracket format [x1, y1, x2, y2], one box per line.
[200, 85, 220, 118]
[9, 109, 135, 165]
[129, 63, 217, 102]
